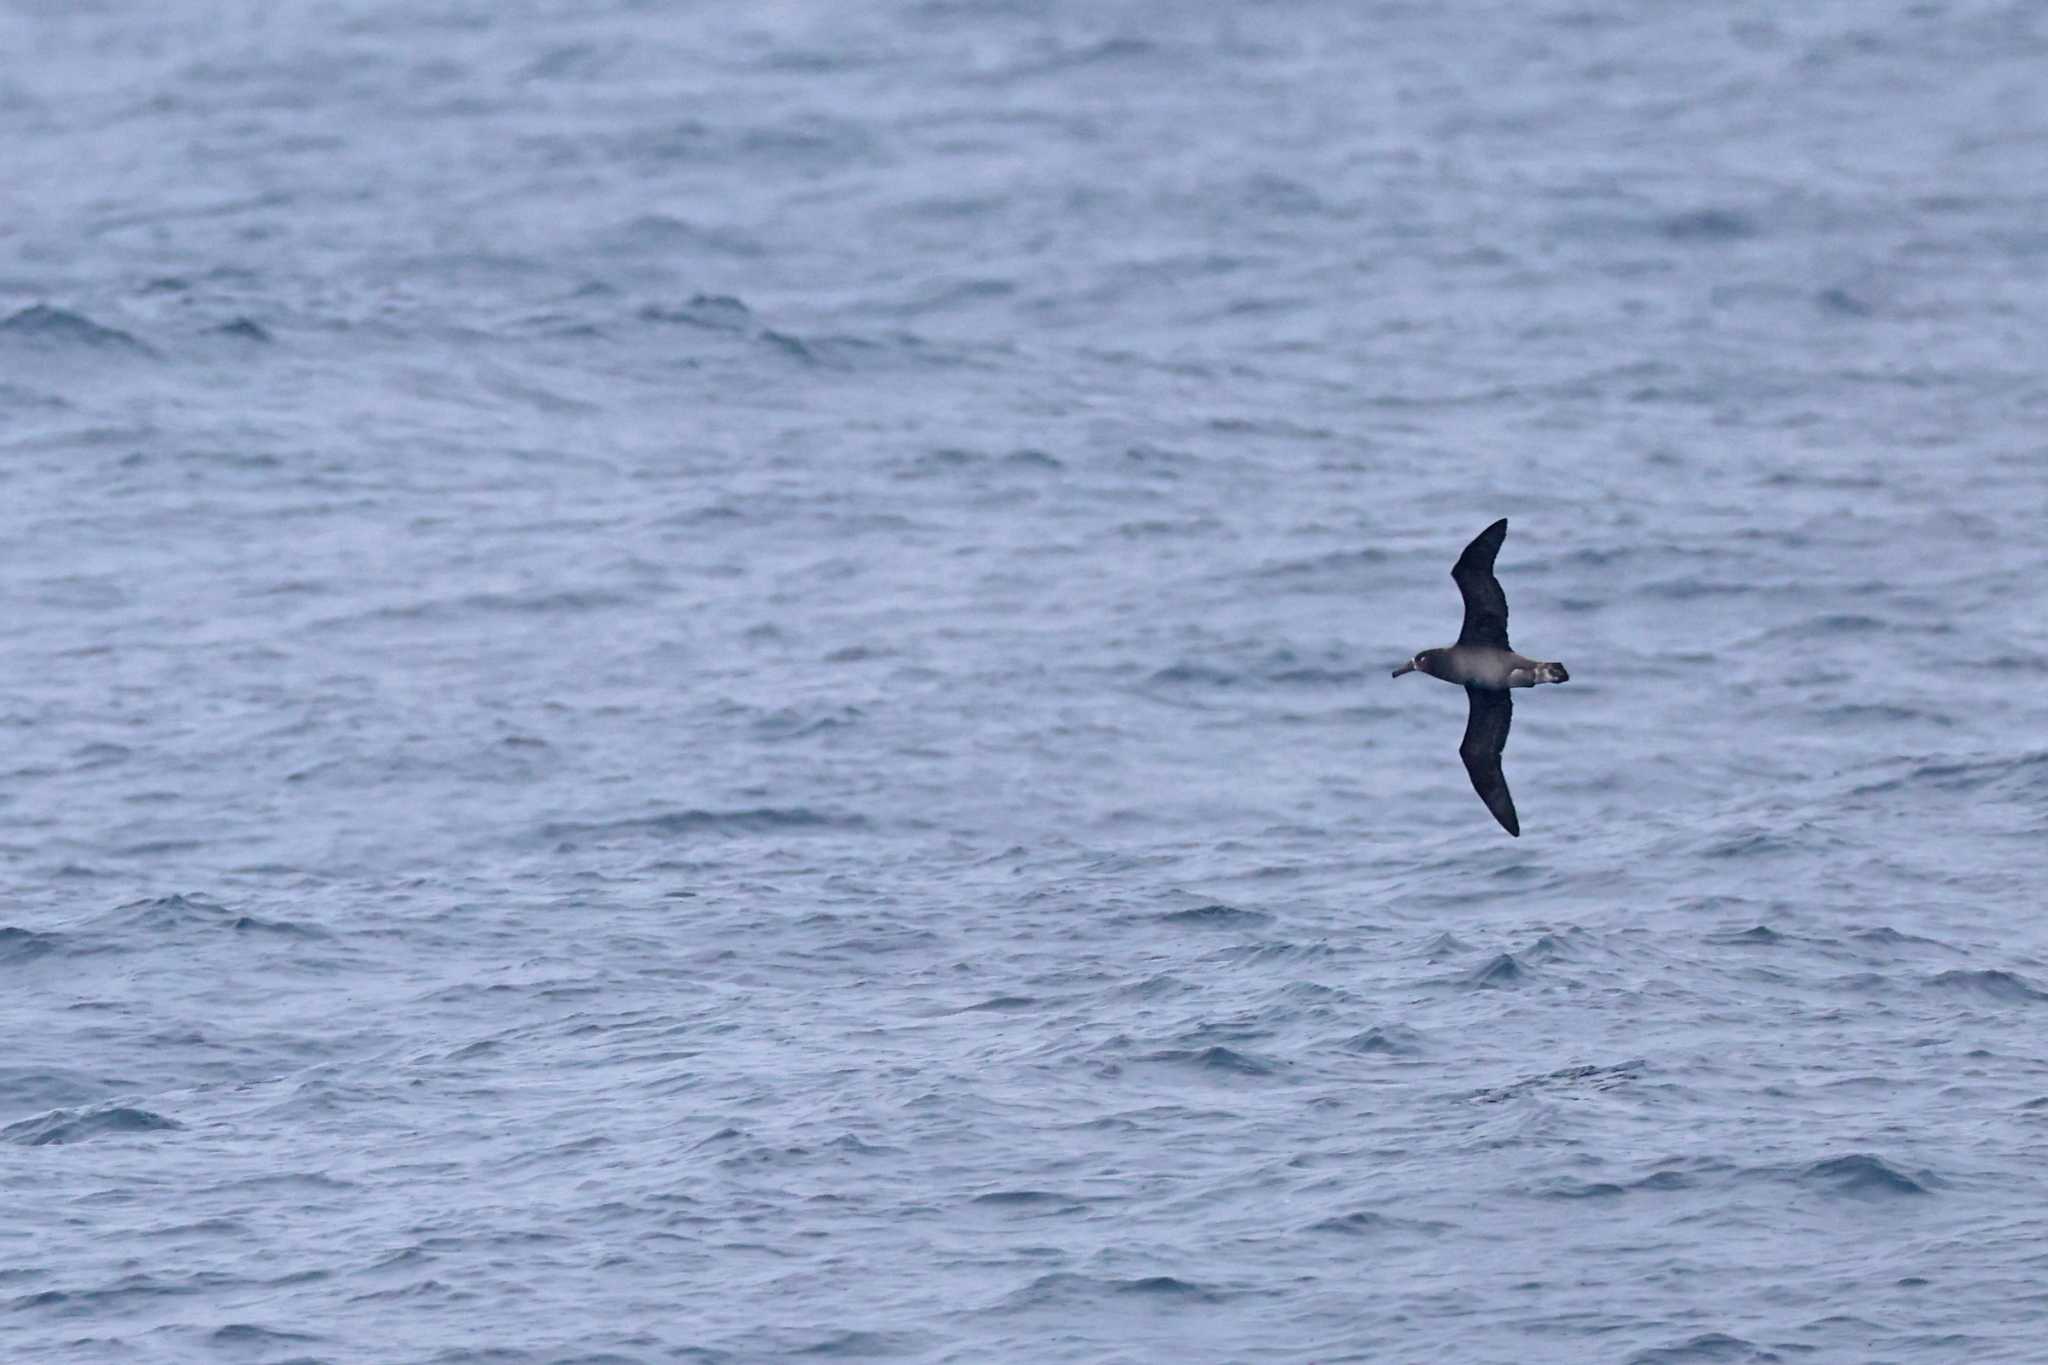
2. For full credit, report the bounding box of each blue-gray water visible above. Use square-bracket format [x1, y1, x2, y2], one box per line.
[5, 3, 2048, 1362]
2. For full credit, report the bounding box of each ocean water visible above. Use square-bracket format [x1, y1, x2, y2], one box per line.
[5, 2, 2048, 1361]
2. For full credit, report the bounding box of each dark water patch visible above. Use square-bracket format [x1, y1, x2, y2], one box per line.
[1466, 952, 1526, 987]
[1212, 939, 1332, 968]
[814, 925, 943, 958]
[795, 1328, 933, 1357]
[1208, 414, 1334, 440]
[902, 445, 988, 475]
[541, 808, 865, 842]
[958, 994, 1037, 1012]
[0, 380, 71, 409]
[1342, 1024, 1424, 1055]
[0, 304, 154, 355]
[1701, 829, 1804, 860]
[1415, 931, 1472, 958]
[0, 925, 70, 964]
[3, 1105, 181, 1146]
[1155, 902, 1271, 929]
[1797, 1153, 1933, 1198]
[1002, 448, 1062, 470]
[825, 1133, 900, 1157]
[1265, 663, 1367, 686]
[0, 1067, 133, 1112]
[230, 913, 328, 938]
[969, 1189, 1081, 1209]
[1971, 651, 2048, 675]
[457, 588, 635, 616]
[986, 34, 1164, 82]
[1525, 1177, 1626, 1200]
[1474, 1060, 1645, 1105]
[1817, 284, 1878, 316]
[141, 1217, 246, 1239]
[209, 1322, 323, 1346]
[762, 328, 871, 368]
[1711, 925, 1786, 946]
[1123, 442, 1200, 474]
[1813, 701, 1946, 727]
[1146, 660, 1240, 689]
[1253, 547, 1389, 583]
[207, 317, 271, 343]
[1305, 1209, 1450, 1236]
[1855, 925, 1951, 950]
[1740, 613, 1928, 656]
[1114, 973, 1191, 1000]
[640, 293, 754, 331]
[601, 216, 762, 258]
[881, 275, 1017, 320]
[1626, 1332, 1772, 1363]
[108, 893, 235, 933]
[1659, 207, 1760, 242]
[1485, 860, 1550, 884]
[1926, 969, 2047, 1002]
[1115, 1275, 1217, 1300]
[1824, 970, 1890, 996]
[1142, 1045, 1279, 1076]
[749, 705, 865, 740]
[220, 1170, 358, 1195]
[1640, 577, 1755, 601]
[1881, 751, 2048, 796]
[112, 839, 205, 858]
[999, 1269, 1223, 1312]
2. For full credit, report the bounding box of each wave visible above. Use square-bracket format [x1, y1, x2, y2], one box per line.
[1855, 750, 2048, 798]
[540, 808, 867, 841]
[1627, 1331, 1774, 1363]
[1794, 1153, 1934, 1198]
[1465, 952, 1526, 987]
[1340, 1024, 1424, 1056]
[1153, 903, 1271, 929]
[996, 1270, 1224, 1311]
[1926, 968, 2048, 1002]
[0, 304, 154, 355]
[1140, 1045, 1280, 1076]
[1473, 1060, 1644, 1104]
[0, 926, 70, 964]
[3, 1104, 181, 1146]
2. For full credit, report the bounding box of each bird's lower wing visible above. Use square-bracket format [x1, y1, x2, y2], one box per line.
[1459, 687, 1519, 836]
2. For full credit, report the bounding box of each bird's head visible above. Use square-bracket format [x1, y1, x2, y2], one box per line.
[1391, 649, 1441, 679]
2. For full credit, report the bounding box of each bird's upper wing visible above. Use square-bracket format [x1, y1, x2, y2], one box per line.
[1459, 686, 1519, 837]
[1451, 518, 1511, 649]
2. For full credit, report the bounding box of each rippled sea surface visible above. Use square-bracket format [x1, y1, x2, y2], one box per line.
[6, 3, 2048, 1362]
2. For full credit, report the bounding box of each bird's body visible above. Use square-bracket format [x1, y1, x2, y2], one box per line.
[1391, 519, 1568, 837]
[1405, 644, 1564, 691]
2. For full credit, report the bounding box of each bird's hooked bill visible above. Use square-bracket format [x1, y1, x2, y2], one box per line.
[1391, 660, 1416, 677]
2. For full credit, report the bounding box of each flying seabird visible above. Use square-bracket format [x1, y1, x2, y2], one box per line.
[1391, 518, 1568, 836]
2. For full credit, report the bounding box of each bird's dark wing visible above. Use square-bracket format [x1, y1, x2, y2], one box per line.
[1459, 687, 1519, 837]
[1451, 518, 1511, 649]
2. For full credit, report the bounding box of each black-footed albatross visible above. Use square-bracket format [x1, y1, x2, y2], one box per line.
[1391, 518, 1568, 836]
